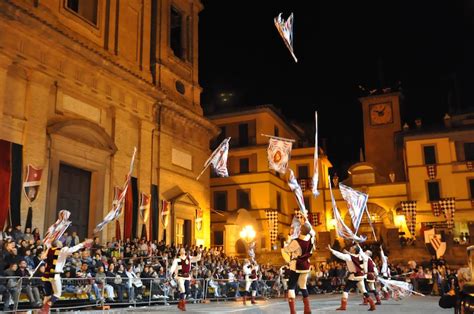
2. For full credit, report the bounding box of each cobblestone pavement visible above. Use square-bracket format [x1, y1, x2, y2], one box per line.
[60, 294, 451, 313]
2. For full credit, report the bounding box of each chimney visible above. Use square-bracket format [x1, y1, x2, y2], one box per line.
[415, 119, 422, 129]
[444, 113, 452, 128]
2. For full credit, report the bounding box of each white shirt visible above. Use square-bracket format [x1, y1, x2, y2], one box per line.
[329, 248, 365, 281]
[228, 272, 235, 282]
[169, 253, 201, 279]
[55, 243, 84, 273]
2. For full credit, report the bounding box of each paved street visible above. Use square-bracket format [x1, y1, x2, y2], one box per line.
[66, 294, 451, 313]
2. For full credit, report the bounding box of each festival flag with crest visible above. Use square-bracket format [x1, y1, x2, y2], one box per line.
[161, 200, 170, 229]
[274, 12, 297, 62]
[94, 147, 137, 233]
[197, 137, 231, 180]
[23, 164, 43, 231]
[329, 176, 366, 242]
[267, 137, 293, 174]
[139, 192, 151, 239]
[339, 183, 368, 234]
[43, 210, 72, 249]
[312, 112, 320, 197]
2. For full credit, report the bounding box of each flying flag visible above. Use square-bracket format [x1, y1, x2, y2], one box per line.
[23, 164, 43, 231]
[329, 176, 366, 242]
[377, 277, 424, 299]
[274, 12, 298, 62]
[94, 147, 137, 233]
[424, 228, 435, 244]
[161, 200, 170, 229]
[196, 137, 231, 180]
[139, 192, 151, 239]
[288, 169, 307, 218]
[339, 183, 368, 234]
[43, 210, 71, 249]
[267, 137, 293, 174]
[312, 112, 320, 197]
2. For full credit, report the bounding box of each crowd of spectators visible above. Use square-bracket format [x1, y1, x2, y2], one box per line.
[0, 225, 471, 311]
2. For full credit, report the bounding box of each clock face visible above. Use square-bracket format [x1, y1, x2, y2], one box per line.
[369, 102, 393, 125]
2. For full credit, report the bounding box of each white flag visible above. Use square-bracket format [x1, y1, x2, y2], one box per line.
[288, 169, 307, 218]
[197, 137, 231, 180]
[339, 183, 368, 234]
[329, 176, 366, 242]
[267, 137, 292, 174]
[312, 111, 319, 197]
[274, 12, 297, 62]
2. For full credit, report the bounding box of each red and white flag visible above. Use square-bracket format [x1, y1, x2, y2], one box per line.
[339, 183, 368, 234]
[23, 165, 43, 204]
[95, 147, 137, 233]
[268, 137, 293, 174]
[430, 234, 446, 259]
[43, 210, 71, 248]
[197, 137, 230, 179]
[140, 192, 151, 239]
[195, 208, 203, 232]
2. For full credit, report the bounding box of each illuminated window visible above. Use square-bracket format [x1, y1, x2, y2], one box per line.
[66, 0, 98, 25]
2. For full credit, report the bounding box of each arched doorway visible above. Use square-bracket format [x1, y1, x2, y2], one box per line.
[344, 203, 394, 243]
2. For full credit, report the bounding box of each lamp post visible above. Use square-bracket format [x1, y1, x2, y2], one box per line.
[240, 225, 256, 244]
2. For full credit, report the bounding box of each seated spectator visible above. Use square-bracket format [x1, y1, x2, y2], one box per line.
[15, 259, 42, 307]
[95, 265, 115, 302]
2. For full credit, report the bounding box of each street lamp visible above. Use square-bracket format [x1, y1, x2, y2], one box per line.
[240, 225, 256, 244]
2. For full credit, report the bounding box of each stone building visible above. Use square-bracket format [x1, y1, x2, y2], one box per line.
[0, 0, 218, 246]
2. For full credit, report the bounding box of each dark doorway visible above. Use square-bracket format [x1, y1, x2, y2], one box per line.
[184, 219, 192, 246]
[57, 163, 91, 240]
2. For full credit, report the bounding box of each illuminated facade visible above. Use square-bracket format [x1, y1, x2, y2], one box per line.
[0, 0, 218, 246]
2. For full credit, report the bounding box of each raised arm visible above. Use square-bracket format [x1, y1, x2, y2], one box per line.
[190, 252, 201, 263]
[169, 258, 178, 275]
[328, 245, 351, 262]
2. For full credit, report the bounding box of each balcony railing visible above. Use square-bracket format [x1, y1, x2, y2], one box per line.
[297, 178, 313, 192]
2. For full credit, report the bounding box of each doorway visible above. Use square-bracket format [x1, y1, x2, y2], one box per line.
[176, 218, 184, 245]
[56, 163, 91, 240]
[184, 219, 192, 246]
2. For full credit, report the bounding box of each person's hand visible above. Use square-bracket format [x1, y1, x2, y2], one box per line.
[327, 244, 331, 250]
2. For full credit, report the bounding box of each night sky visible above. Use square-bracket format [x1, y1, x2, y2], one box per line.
[199, 1, 474, 176]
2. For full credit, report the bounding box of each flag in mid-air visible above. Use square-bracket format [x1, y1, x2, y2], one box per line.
[94, 147, 137, 233]
[339, 183, 368, 234]
[197, 137, 231, 179]
[274, 12, 297, 62]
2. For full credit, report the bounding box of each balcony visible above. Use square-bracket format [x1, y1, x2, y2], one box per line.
[297, 178, 313, 192]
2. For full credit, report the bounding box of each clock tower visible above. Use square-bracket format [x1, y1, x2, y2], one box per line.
[360, 91, 405, 181]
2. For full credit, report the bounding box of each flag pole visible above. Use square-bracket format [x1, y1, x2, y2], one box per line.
[260, 134, 296, 142]
[364, 205, 378, 241]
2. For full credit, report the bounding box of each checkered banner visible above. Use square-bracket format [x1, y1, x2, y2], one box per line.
[308, 212, 320, 227]
[293, 208, 303, 220]
[431, 202, 441, 217]
[439, 198, 456, 229]
[298, 179, 313, 192]
[467, 161, 473, 171]
[401, 201, 417, 237]
[426, 164, 437, 179]
[266, 209, 279, 245]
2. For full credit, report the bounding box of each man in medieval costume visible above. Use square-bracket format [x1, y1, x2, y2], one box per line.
[328, 244, 376, 311]
[360, 248, 382, 305]
[242, 258, 259, 305]
[283, 222, 315, 314]
[40, 238, 93, 313]
[169, 248, 202, 311]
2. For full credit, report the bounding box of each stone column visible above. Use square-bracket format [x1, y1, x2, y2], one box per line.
[23, 70, 53, 234]
[138, 119, 154, 237]
[0, 54, 11, 121]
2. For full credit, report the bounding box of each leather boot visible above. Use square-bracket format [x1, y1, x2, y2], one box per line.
[39, 302, 51, 314]
[251, 295, 256, 304]
[303, 296, 312, 314]
[367, 297, 376, 311]
[336, 298, 347, 311]
[182, 299, 186, 311]
[360, 296, 368, 305]
[288, 298, 296, 314]
[242, 295, 247, 305]
[375, 294, 382, 305]
[383, 291, 390, 300]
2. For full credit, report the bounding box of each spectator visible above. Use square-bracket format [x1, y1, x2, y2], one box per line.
[32, 228, 41, 242]
[95, 265, 115, 302]
[15, 259, 42, 307]
[11, 225, 24, 242]
[66, 231, 80, 247]
[23, 228, 34, 242]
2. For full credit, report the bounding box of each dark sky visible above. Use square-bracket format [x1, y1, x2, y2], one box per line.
[198, 1, 474, 174]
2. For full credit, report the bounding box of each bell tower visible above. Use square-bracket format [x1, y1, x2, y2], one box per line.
[359, 91, 404, 181]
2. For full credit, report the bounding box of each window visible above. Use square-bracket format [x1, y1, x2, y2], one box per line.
[427, 181, 441, 202]
[274, 126, 279, 137]
[298, 165, 309, 179]
[239, 158, 249, 173]
[170, 7, 185, 60]
[276, 191, 282, 211]
[214, 231, 223, 246]
[212, 126, 226, 150]
[238, 124, 249, 146]
[237, 189, 250, 209]
[213, 191, 227, 211]
[66, 0, 98, 25]
[423, 145, 437, 165]
[469, 179, 474, 199]
[304, 196, 310, 210]
[465, 143, 474, 161]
